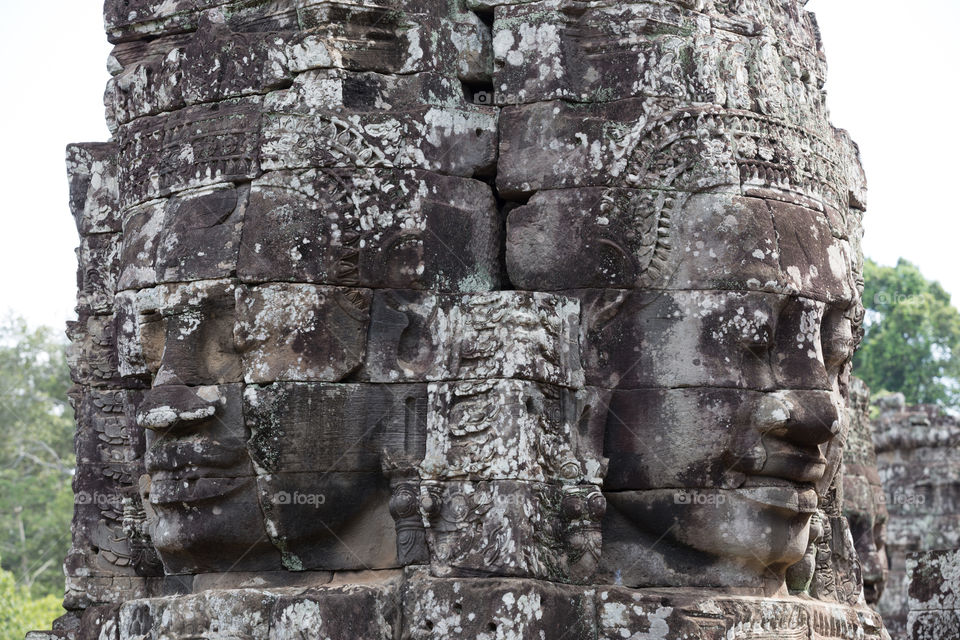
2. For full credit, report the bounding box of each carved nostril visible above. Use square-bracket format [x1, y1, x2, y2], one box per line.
[136, 384, 222, 431]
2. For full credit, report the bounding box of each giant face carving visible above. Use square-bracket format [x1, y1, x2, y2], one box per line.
[104, 4, 505, 573]
[505, 106, 865, 592]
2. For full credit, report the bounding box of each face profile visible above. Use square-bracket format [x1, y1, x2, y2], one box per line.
[505, 102, 864, 592]
[843, 378, 889, 604]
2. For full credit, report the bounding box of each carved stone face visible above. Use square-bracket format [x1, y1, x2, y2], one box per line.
[842, 378, 889, 605]
[124, 279, 424, 573]
[843, 475, 888, 604]
[585, 189, 860, 591]
[128, 281, 278, 572]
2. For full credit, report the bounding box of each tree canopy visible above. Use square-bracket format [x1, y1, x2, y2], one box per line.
[0, 316, 73, 607]
[854, 258, 960, 407]
[0, 564, 63, 640]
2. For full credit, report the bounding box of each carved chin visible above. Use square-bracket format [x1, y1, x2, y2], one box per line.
[146, 480, 277, 573]
[670, 492, 814, 569]
[620, 488, 815, 570]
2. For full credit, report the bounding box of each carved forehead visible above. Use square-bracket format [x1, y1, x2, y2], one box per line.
[508, 190, 860, 305]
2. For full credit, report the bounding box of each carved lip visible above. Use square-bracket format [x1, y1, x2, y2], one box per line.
[739, 477, 819, 514]
[145, 438, 247, 476]
[757, 438, 828, 485]
[149, 476, 250, 505]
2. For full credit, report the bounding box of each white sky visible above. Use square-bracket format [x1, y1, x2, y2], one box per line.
[0, 0, 957, 330]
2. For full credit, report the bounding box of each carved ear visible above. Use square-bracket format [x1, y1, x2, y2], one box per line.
[583, 289, 629, 336]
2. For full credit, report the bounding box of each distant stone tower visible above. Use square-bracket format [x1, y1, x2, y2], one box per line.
[37, 1, 888, 638]
[873, 397, 960, 638]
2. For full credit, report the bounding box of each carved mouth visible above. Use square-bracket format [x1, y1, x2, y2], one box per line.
[739, 477, 819, 514]
[757, 437, 828, 485]
[145, 438, 247, 475]
[149, 476, 251, 505]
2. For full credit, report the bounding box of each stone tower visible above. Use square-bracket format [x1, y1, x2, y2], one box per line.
[40, 0, 887, 638]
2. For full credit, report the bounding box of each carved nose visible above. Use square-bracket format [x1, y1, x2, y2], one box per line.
[136, 385, 223, 432]
[861, 549, 888, 583]
[753, 390, 840, 446]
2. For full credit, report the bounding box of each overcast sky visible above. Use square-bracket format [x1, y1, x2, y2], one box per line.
[0, 0, 957, 331]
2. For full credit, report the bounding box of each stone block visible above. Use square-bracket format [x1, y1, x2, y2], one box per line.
[76, 233, 122, 316]
[149, 280, 244, 386]
[361, 290, 582, 386]
[498, 102, 848, 216]
[116, 97, 262, 208]
[115, 590, 278, 640]
[420, 480, 604, 582]
[260, 70, 497, 177]
[270, 582, 400, 639]
[141, 384, 251, 478]
[255, 471, 397, 571]
[105, 49, 184, 125]
[507, 191, 781, 292]
[155, 184, 246, 283]
[237, 169, 499, 291]
[507, 193, 853, 301]
[908, 611, 960, 640]
[603, 386, 839, 490]
[492, 1, 712, 105]
[243, 382, 428, 473]
[422, 380, 606, 484]
[117, 199, 165, 291]
[496, 98, 664, 197]
[402, 572, 597, 639]
[66, 315, 132, 388]
[907, 549, 960, 613]
[66, 143, 121, 234]
[290, 10, 489, 78]
[595, 589, 887, 640]
[180, 20, 292, 106]
[105, 0, 232, 42]
[578, 288, 852, 391]
[62, 577, 162, 612]
[234, 283, 372, 383]
[490, 2, 827, 123]
[770, 199, 857, 303]
[75, 388, 145, 468]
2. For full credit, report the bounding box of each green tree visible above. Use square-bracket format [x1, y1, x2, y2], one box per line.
[0, 316, 74, 599]
[0, 563, 63, 640]
[854, 258, 960, 407]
